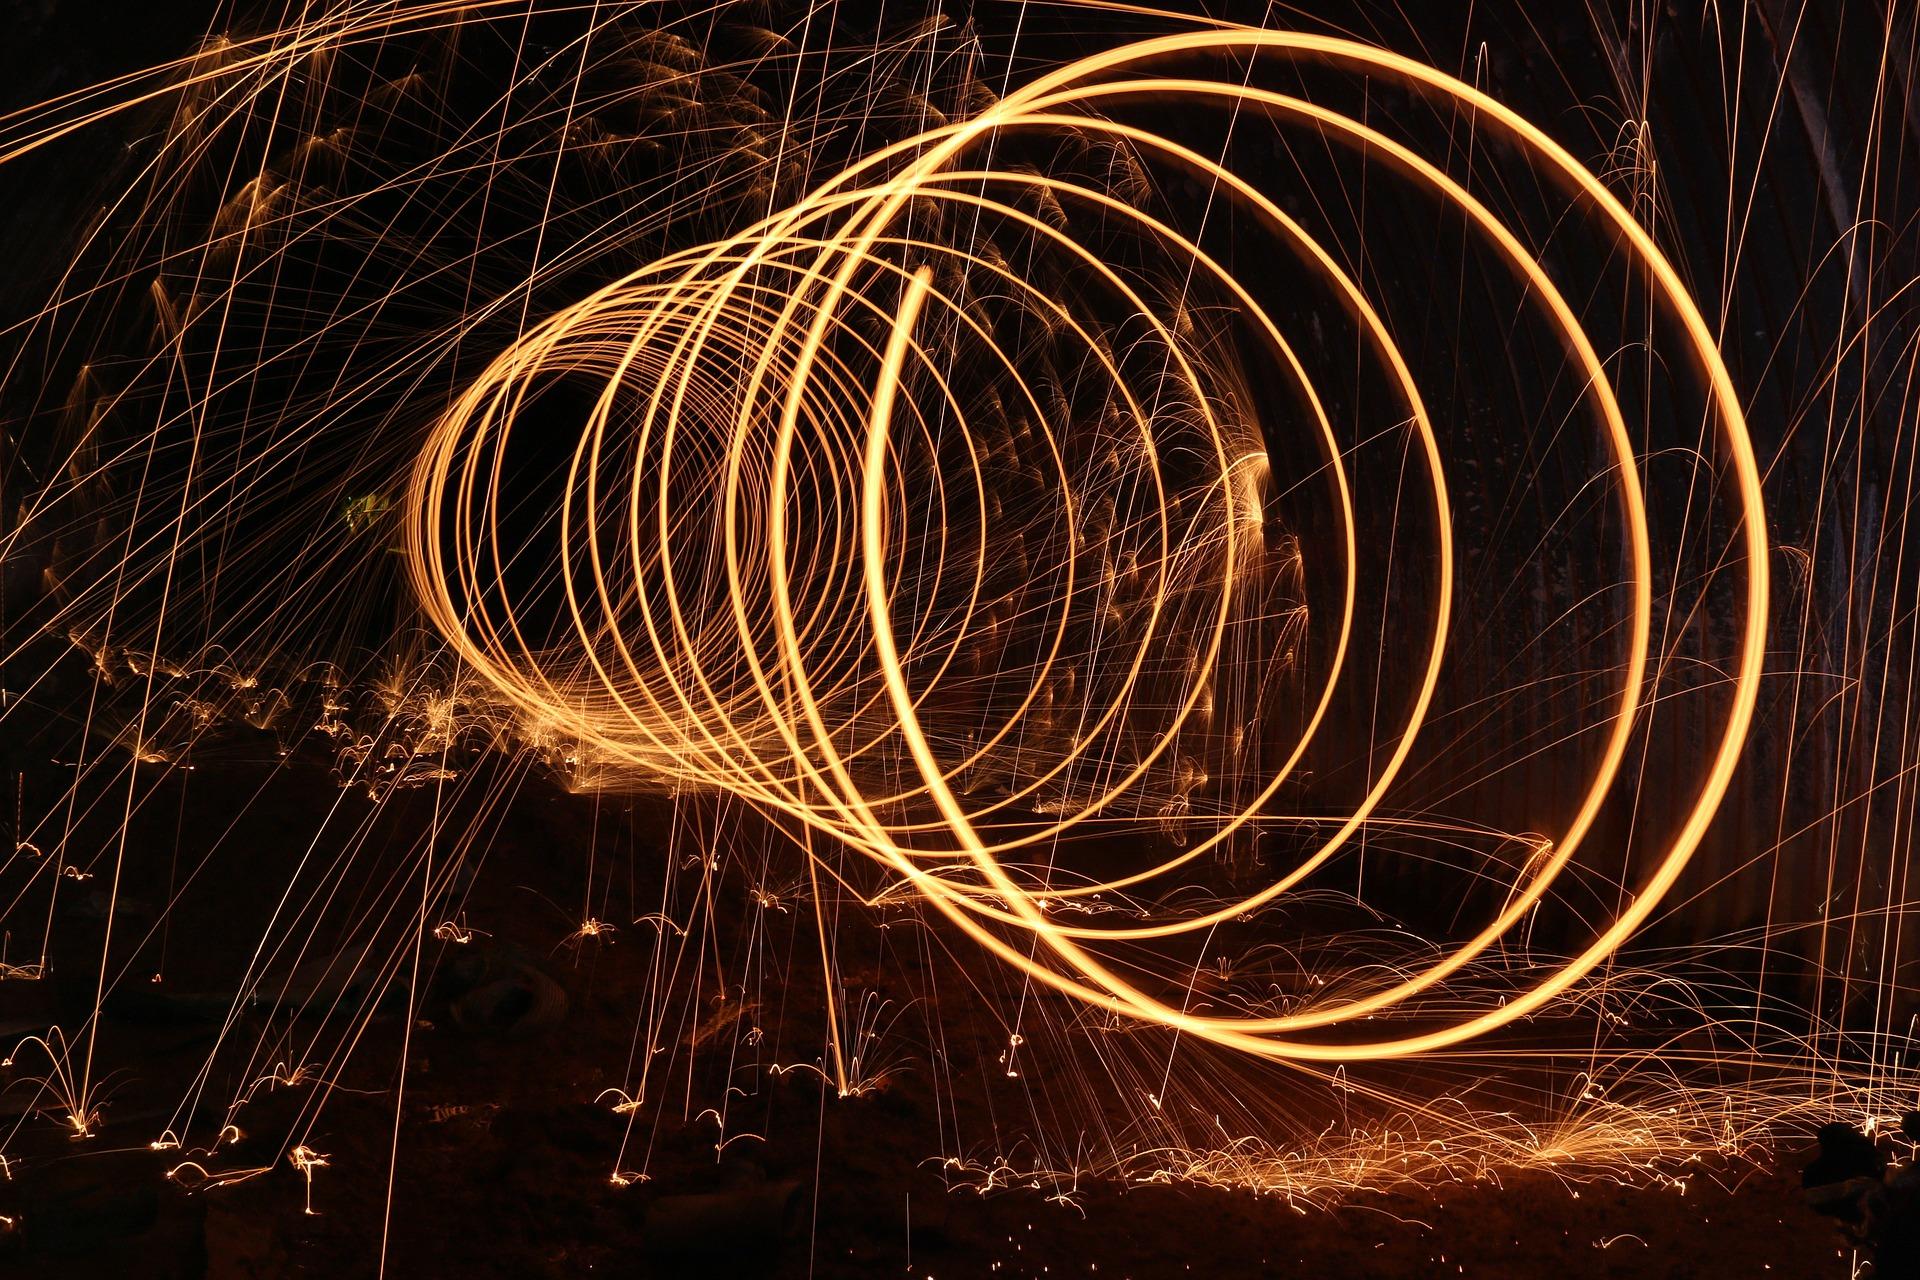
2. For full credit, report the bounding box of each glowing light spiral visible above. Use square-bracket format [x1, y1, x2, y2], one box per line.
[405, 32, 1768, 1062]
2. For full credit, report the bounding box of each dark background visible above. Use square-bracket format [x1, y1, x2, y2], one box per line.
[2, 3, 1916, 1276]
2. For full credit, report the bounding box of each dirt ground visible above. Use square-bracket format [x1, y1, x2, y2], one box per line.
[0, 752, 1874, 1279]
[0, 1103, 1862, 1278]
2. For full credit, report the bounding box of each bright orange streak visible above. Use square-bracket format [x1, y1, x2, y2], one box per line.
[403, 30, 1767, 1062]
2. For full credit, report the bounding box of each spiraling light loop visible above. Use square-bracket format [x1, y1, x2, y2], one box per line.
[407, 32, 1766, 1060]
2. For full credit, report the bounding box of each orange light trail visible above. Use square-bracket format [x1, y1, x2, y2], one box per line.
[402, 31, 1767, 1062]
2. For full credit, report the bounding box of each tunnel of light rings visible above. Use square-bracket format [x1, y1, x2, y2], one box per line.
[406, 32, 1767, 1060]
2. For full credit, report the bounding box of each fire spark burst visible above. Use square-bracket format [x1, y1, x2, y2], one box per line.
[0, 2, 1911, 1276]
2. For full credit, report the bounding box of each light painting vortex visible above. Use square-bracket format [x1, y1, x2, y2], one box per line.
[403, 31, 1770, 1063]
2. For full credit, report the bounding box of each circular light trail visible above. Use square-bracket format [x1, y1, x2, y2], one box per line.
[405, 32, 1768, 1061]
